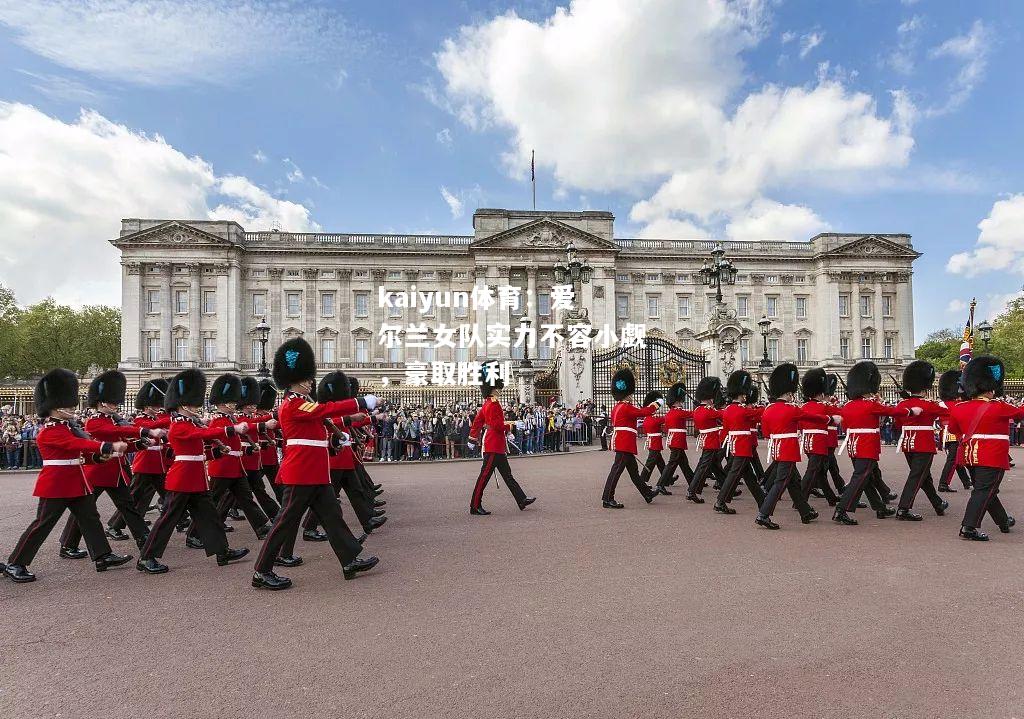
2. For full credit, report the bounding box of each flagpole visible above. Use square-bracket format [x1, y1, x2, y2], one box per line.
[531, 149, 536, 210]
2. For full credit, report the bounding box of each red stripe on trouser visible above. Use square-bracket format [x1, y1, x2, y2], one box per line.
[977, 471, 999, 525]
[844, 462, 872, 512]
[256, 486, 296, 568]
[9, 500, 50, 563]
[472, 455, 495, 508]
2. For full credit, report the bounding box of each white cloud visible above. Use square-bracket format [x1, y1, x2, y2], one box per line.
[725, 199, 830, 241]
[435, 0, 911, 238]
[252, 149, 267, 163]
[780, 30, 796, 44]
[947, 194, 1024, 277]
[436, 127, 453, 147]
[440, 186, 464, 218]
[887, 15, 923, 75]
[946, 299, 967, 314]
[634, 217, 709, 240]
[984, 291, 1024, 321]
[0, 102, 317, 307]
[0, 0, 353, 86]
[16, 69, 105, 104]
[927, 19, 991, 116]
[799, 31, 824, 59]
[283, 158, 305, 183]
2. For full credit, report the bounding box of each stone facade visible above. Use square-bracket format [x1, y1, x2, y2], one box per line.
[111, 208, 920, 384]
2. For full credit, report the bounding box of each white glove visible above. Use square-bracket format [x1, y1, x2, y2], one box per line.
[363, 394, 379, 411]
[467, 441, 477, 451]
[656, 398, 665, 408]
[340, 431, 352, 446]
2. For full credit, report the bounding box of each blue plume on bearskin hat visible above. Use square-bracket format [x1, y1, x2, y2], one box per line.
[611, 368, 636, 401]
[962, 354, 1005, 398]
[666, 382, 687, 406]
[165, 369, 206, 411]
[726, 370, 753, 399]
[35, 368, 79, 417]
[210, 373, 242, 405]
[768, 363, 799, 399]
[317, 371, 351, 401]
[902, 360, 936, 394]
[273, 337, 317, 388]
[801, 368, 827, 399]
[846, 361, 881, 399]
[135, 378, 168, 410]
[87, 370, 127, 408]
[239, 376, 262, 407]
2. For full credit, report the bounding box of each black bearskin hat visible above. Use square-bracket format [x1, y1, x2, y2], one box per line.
[769, 363, 800, 399]
[801, 368, 828, 400]
[611, 368, 636, 401]
[135, 378, 168, 410]
[349, 376, 359, 396]
[846, 361, 881, 399]
[273, 337, 317, 388]
[746, 383, 760, 405]
[666, 382, 687, 406]
[642, 390, 663, 406]
[165, 369, 206, 411]
[825, 373, 839, 398]
[481, 361, 505, 398]
[257, 379, 278, 411]
[35, 368, 80, 417]
[938, 370, 962, 402]
[902, 360, 936, 394]
[694, 376, 721, 403]
[87, 370, 127, 408]
[962, 355, 1005, 398]
[210, 373, 242, 406]
[726, 370, 754, 400]
[239, 376, 262, 408]
[317, 371, 351, 401]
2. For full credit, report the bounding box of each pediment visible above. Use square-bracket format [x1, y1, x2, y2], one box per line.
[111, 221, 238, 248]
[470, 218, 619, 253]
[819, 235, 920, 259]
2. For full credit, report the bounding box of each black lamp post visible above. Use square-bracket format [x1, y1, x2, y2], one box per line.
[255, 317, 271, 377]
[553, 240, 593, 288]
[699, 242, 739, 305]
[758, 315, 773, 372]
[977, 319, 992, 352]
[520, 317, 533, 368]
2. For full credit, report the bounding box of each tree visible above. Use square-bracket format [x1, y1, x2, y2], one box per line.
[990, 297, 1024, 375]
[0, 285, 22, 378]
[915, 327, 962, 372]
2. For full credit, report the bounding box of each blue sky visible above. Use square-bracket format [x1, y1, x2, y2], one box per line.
[0, 0, 1022, 340]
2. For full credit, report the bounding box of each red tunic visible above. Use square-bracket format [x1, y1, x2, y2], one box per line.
[32, 420, 110, 499]
[839, 398, 912, 460]
[642, 415, 665, 451]
[825, 400, 840, 449]
[938, 399, 961, 444]
[206, 413, 246, 478]
[83, 414, 146, 488]
[894, 397, 947, 454]
[469, 398, 509, 454]
[164, 415, 235, 493]
[277, 392, 361, 486]
[692, 405, 723, 451]
[947, 398, 1024, 470]
[132, 413, 171, 475]
[721, 402, 763, 458]
[609, 401, 656, 454]
[663, 407, 693, 449]
[800, 400, 832, 456]
[763, 402, 828, 462]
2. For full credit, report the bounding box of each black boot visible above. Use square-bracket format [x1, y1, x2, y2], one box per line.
[372, 508, 386, 518]
[303, 529, 328, 542]
[895, 509, 922, 521]
[252, 571, 292, 590]
[518, 496, 536, 510]
[216, 547, 250, 566]
[274, 555, 303, 567]
[935, 499, 949, 516]
[374, 499, 387, 508]
[656, 486, 672, 496]
[4, 564, 35, 582]
[959, 526, 989, 541]
[136, 558, 169, 574]
[713, 503, 736, 515]
[999, 516, 1016, 534]
[227, 507, 243, 521]
[342, 555, 379, 580]
[755, 514, 780, 530]
[105, 527, 130, 541]
[59, 545, 88, 559]
[686, 492, 705, 504]
[801, 510, 819, 524]
[364, 516, 387, 532]
[185, 536, 205, 549]
[256, 522, 272, 540]
[602, 499, 624, 509]
[876, 506, 896, 519]
[95, 552, 133, 572]
[470, 506, 491, 516]
[938, 483, 956, 493]
[832, 510, 858, 526]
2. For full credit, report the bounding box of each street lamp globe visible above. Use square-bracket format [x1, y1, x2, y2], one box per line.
[977, 319, 993, 350]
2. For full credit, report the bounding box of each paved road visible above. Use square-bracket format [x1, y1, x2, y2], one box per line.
[1, 448, 1022, 718]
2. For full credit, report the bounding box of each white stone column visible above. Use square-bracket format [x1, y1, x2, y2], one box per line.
[852, 282, 863, 361]
[269, 267, 283, 349]
[216, 266, 230, 364]
[526, 267, 538, 343]
[227, 261, 241, 368]
[897, 272, 915, 359]
[158, 262, 172, 364]
[188, 263, 201, 362]
[120, 261, 142, 366]
[339, 268, 352, 360]
[473, 265, 489, 361]
[372, 268, 386, 361]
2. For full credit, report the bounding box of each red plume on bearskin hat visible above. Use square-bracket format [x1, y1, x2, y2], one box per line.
[962, 354, 1005, 398]
[902, 360, 936, 394]
[35, 368, 80, 417]
[846, 361, 881, 399]
[87, 370, 127, 408]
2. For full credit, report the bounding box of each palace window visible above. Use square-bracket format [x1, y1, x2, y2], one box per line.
[202, 290, 216, 314]
[354, 293, 369, 318]
[174, 337, 188, 362]
[355, 338, 369, 363]
[422, 345, 435, 363]
[388, 299, 401, 318]
[736, 296, 748, 318]
[646, 273, 660, 282]
[884, 336, 894, 359]
[839, 294, 851, 318]
[796, 338, 808, 363]
[678, 295, 691, 318]
[388, 345, 401, 362]
[840, 337, 850, 359]
[616, 273, 629, 283]
[768, 338, 779, 362]
[537, 292, 551, 317]
[251, 340, 262, 363]
[455, 346, 469, 363]
[616, 295, 630, 319]
[861, 337, 872, 358]
[766, 296, 778, 319]
[252, 292, 266, 317]
[286, 292, 301, 316]
[146, 290, 160, 314]
[173, 290, 188, 314]
[795, 297, 807, 320]
[647, 295, 660, 318]
[882, 295, 894, 317]
[453, 302, 469, 319]
[146, 337, 160, 362]
[740, 339, 749, 365]
[860, 295, 872, 318]
[539, 341, 552, 360]
[203, 338, 216, 363]
[387, 271, 402, 280]
[321, 292, 335, 317]
[286, 269, 299, 278]
[454, 271, 468, 280]
[675, 273, 689, 284]
[321, 338, 335, 363]
[321, 270, 336, 280]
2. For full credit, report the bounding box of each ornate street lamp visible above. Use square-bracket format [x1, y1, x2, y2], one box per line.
[977, 319, 993, 351]
[698, 242, 739, 305]
[553, 240, 593, 286]
[255, 317, 271, 377]
[757, 315, 773, 372]
[520, 317, 533, 368]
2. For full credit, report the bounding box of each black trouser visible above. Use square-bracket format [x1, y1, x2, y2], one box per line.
[142, 490, 228, 559]
[263, 465, 283, 502]
[938, 441, 972, 488]
[472, 452, 528, 508]
[638, 449, 666, 485]
[109, 472, 165, 530]
[304, 468, 375, 531]
[800, 454, 838, 504]
[9, 496, 113, 565]
[826, 448, 846, 493]
[899, 453, 944, 512]
[710, 449, 727, 488]
[256, 483, 362, 572]
[188, 475, 268, 539]
[688, 449, 722, 495]
[247, 469, 281, 520]
[61, 485, 149, 548]
[717, 456, 766, 507]
[759, 461, 812, 519]
[600, 431, 608, 451]
[750, 450, 765, 482]
[838, 458, 888, 513]
[602, 451, 650, 502]
[961, 466, 1009, 530]
[658, 447, 694, 488]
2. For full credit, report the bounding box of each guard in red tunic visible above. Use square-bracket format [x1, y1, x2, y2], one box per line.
[136, 369, 250, 574]
[824, 378, 847, 495]
[106, 378, 172, 539]
[4, 369, 133, 583]
[655, 382, 694, 493]
[746, 383, 767, 487]
[347, 375, 387, 515]
[638, 391, 669, 490]
[238, 376, 280, 521]
[59, 370, 160, 556]
[947, 355, 1024, 541]
[686, 376, 725, 503]
[256, 379, 284, 500]
[756, 364, 836, 529]
[936, 370, 972, 493]
[799, 368, 839, 505]
[833, 361, 921, 526]
[893, 360, 950, 521]
[251, 338, 380, 590]
[714, 370, 766, 514]
[468, 363, 535, 515]
[601, 368, 660, 508]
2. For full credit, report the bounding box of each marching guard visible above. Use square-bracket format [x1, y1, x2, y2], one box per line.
[655, 382, 694, 493]
[893, 361, 950, 520]
[799, 368, 839, 505]
[824, 380, 847, 495]
[686, 376, 726, 503]
[638, 391, 670, 491]
[601, 368, 660, 508]
[239, 376, 281, 521]
[256, 379, 284, 501]
[713, 370, 766, 515]
[948, 355, 1024, 541]
[936, 370, 972, 493]
[4, 369, 133, 582]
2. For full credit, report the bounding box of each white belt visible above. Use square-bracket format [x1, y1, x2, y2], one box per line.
[42, 458, 84, 466]
[967, 434, 1010, 441]
[667, 429, 688, 434]
[802, 429, 827, 435]
[769, 433, 800, 439]
[838, 428, 879, 456]
[727, 431, 749, 436]
[174, 455, 205, 462]
[145, 445, 163, 451]
[286, 439, 329, 448]
[898, 425, 934, 452]
[612, 427, 637, 434]
[698, 427, 720, 434]
[768, 433, 799, 461]
[228, 450, 243, 457]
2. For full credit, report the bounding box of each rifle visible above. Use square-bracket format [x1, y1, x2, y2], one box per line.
[888, 373, 910, 401]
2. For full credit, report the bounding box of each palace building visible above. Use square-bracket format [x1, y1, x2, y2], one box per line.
[111, 208, 920, 390]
